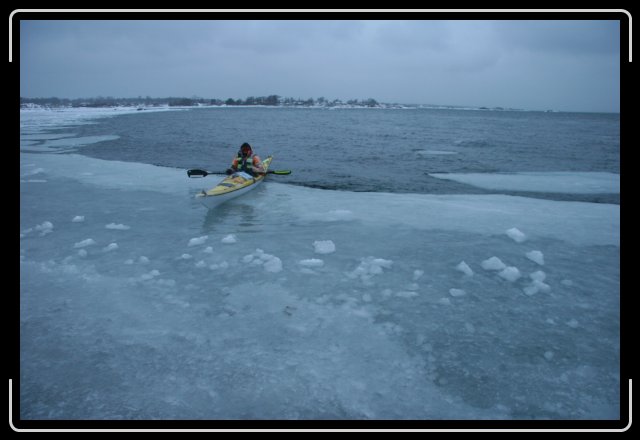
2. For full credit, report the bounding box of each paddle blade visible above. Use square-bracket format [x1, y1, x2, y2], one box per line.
[269, 170, 291, 175]
[187, 169, 209, 178]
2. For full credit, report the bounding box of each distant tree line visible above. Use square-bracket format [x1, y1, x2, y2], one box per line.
[20, 95, 382, 109]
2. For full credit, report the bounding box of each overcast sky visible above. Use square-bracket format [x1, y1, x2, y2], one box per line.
[19, 19, 621, 112]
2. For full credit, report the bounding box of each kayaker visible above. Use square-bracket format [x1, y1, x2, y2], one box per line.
[226, 143, 265, 176]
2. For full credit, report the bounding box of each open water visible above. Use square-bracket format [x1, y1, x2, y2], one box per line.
[46, 107, 620, 203]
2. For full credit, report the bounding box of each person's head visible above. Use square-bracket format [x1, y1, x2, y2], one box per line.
[240, 143, 252, 157]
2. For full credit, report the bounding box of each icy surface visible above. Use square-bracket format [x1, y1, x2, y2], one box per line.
[19, 110, 620, 421]
[430, 171, 620, 194]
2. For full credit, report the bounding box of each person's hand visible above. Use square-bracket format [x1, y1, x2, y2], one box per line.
[225, 168, 234, 175]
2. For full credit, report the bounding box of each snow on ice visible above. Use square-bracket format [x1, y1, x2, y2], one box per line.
[526, 250, 545, 265]
[506, 227, 526, 243]
[313, 240, 336, 254]
[188, 235, 208, 246]
[481, 256, 507, 271]
[34, 221, 53, 236]
[221, 234, 237, 244]
[105, 223, 131, 230]
[456, 261, 474, 276]
[73, 238, 96, 248]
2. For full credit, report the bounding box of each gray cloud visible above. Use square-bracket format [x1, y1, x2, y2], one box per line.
[494, 20, 620, 56]
[19, 19, 621, 112]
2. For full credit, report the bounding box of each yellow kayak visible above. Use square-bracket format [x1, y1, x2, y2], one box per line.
[195, 156, 273, 209]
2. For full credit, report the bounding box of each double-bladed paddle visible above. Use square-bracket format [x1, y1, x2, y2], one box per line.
[187, 169, 291, 178]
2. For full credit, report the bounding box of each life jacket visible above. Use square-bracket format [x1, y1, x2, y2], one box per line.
[233, 153, 258, 173]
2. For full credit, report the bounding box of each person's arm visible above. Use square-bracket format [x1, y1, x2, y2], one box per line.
[226, 157, 239, 174]
[252, 156, 265, 174]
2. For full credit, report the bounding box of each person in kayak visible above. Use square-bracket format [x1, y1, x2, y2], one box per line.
[226, 143, 265, 176]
